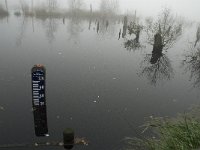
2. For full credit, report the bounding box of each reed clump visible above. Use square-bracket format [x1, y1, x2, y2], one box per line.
[125, 106, 200, 150]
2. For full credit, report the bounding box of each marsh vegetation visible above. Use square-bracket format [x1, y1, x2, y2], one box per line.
[125, 105, 200, 150]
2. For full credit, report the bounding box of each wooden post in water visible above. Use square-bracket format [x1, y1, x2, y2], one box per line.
[63, 128, 74, 149]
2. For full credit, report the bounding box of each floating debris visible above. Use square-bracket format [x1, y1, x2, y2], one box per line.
[0, 106, 5, 111]
[97, 96, 100, 98]
[89, 66, 96, 70]
[93, 100, 97, 103]
[112, 77, 117, 80]
[75, 137, 89, 146]
[172, 99, 177, 102]
[58, 142, 63, 146]
[0, 137, 89, 148]
[58, 52, 62, 55]
[30, 108, 34, 112]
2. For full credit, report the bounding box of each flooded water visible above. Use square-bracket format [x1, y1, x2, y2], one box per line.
[0, 8, 200, 150]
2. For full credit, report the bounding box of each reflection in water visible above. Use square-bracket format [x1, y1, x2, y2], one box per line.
[63, 17, 65, 24]
[44, 18, 58, 43]
[182, 45, 200, 88]
[97, 21, 100, 33]
[32, 104, 48, 137]
[139, 52, 174, 86]
[66, 18, 83, 41]
[145, 8, 182, 51]
[122, 16, 128, 38]
[106, 20, 109, 30]
[118, 28, 121, 40]
[92, 18, 118, 38]
[16, 17, 27, 46]
[124, 39, 141, 51]
[88, 18, 92, 30]
[0, 3, 9, 20]
[194, 25, 200, 47]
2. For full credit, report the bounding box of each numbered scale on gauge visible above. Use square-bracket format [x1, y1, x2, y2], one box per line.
[31, 64, 48, 137]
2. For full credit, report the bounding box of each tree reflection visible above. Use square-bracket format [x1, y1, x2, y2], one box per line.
[124, 39, 141, 51]
[43, 18, 58, 43]
[122, 16, 128, 38]
[182, 44, 200, 88]
[140, 52, 174, 86]
[16, 17, 27, 46]
[0, 3, 9, 19]
[90, 18, 118, 38]
[66, 18, 83, 41]
[194, 25, 200, 47]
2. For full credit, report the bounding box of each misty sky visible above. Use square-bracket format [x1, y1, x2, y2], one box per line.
[2, 0, 200, 20]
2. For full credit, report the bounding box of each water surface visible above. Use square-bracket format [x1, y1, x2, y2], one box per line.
[0, 13, 200, 150]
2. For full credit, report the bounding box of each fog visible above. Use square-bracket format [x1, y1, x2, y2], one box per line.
[2, 0, 200, 20]
[1, 0, 200, 150]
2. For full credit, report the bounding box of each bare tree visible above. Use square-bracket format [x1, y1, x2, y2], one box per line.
[145, 8, 182, 50]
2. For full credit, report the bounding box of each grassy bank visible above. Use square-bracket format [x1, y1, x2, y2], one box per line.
[126, 106, 200, 150]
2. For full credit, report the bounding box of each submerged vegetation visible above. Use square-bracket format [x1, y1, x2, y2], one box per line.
[125, 105, 200, 150]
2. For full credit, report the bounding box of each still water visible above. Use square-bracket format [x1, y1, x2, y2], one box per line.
[0, 13, 200, 150]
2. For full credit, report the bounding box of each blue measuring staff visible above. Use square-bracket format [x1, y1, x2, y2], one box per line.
[31, 64, 48, 137]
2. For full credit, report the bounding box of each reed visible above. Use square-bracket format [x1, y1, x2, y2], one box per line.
[125, 106, 200, 150]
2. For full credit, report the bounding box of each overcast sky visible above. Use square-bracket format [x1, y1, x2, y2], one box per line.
[2, 0, 200, 20]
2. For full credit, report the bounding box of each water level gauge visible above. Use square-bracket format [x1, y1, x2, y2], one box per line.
[31, 64, 48, 137]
